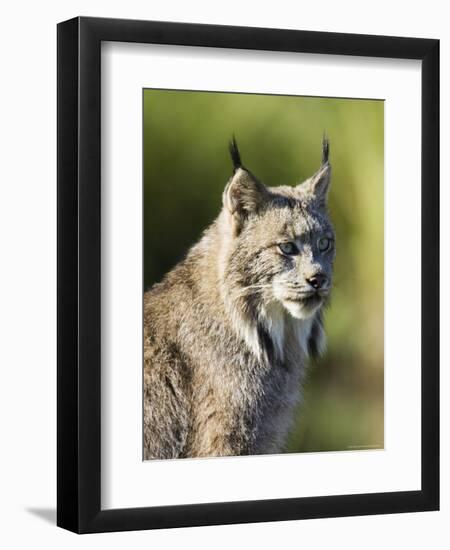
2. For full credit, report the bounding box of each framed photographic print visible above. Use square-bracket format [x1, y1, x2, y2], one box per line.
[57, 16, 439, 533]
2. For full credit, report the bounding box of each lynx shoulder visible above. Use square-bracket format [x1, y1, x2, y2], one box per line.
[143, 137, 335, 459]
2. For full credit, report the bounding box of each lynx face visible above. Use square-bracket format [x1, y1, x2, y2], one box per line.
[223, 138, 334, 321]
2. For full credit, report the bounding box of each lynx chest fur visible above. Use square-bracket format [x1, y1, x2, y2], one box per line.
[144, 138, 335, 459]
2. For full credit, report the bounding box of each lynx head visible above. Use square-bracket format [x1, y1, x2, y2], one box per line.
[220, 137, 335, 323]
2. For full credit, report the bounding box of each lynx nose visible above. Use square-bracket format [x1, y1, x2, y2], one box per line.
[306, 273, 328, 290]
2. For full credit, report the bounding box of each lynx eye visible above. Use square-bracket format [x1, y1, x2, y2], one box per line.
[318, 236, 332, 252]
[278, 242, 299, 256]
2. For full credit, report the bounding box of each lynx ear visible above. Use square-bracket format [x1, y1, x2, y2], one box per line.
[307, 162, 331, 201]
[298, 136, 331, 205]
[223, 138, 269, 233]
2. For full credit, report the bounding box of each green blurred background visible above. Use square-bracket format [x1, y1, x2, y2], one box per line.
[143, 89, 384, 453]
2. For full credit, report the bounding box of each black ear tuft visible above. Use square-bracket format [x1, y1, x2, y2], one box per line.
[322, 134, 330, 165]
[229, 135, 242, 173]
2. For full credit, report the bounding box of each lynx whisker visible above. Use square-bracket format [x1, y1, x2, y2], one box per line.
[233, 284, 274, 296]
[272, 283, 314, 296]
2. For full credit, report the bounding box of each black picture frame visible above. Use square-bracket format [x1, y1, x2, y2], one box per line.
[57, 16, 439, 533]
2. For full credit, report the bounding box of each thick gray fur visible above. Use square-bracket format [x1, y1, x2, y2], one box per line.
[144, 137, 335, 459]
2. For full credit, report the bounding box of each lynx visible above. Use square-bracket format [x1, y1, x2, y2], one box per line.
[143, 137, 335, 459]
